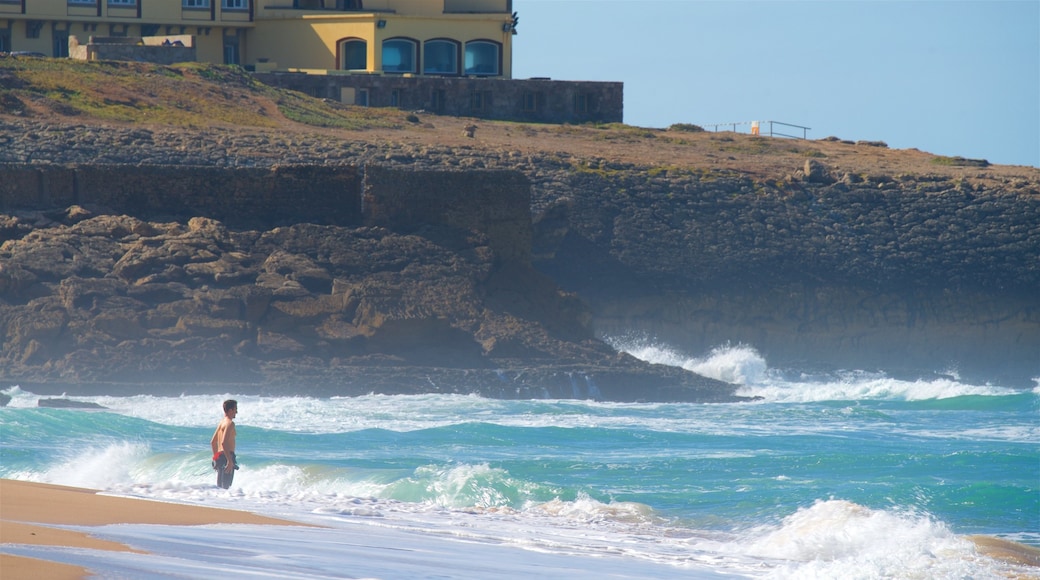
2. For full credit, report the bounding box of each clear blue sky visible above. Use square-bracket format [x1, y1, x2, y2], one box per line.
[512, 1, 1040, 167]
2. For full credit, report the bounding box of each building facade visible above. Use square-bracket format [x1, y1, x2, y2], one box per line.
[1, 0, 515, 77]
[1, 1, 624, 124]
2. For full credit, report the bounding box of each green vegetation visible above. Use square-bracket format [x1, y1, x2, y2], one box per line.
[717, 137, 782, 156]
[0, 56, 402, 130]
[273, 92, 401, 130]
[569, 159, 625, 178]
[669, 123, 704, 132]
[646, 165, 695, 178]
[553, 122, 658, 142]
[931, 155, 990, 168]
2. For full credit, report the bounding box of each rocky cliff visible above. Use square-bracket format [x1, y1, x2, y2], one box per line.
[531, 161, 1040, 386]
[2, 116, 1038, 396]
[0, 153, 746, 402]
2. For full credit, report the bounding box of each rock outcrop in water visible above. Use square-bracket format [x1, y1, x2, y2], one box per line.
[0, 209, 743, 401]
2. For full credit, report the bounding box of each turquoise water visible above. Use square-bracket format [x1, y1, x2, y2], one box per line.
[1, 345, 1037, 578]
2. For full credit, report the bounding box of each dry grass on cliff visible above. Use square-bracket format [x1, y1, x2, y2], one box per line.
[0, 56, 402, 130]
[2, 55, 1037, 190]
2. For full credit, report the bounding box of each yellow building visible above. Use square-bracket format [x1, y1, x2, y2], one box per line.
[0, 0, 515, 78]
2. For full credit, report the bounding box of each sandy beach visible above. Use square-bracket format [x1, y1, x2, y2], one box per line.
[0, 479, 308, 580]
[3, 476, 1039, 579]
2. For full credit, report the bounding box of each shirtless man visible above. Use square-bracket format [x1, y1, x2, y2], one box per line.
[210, 399, 238, 489]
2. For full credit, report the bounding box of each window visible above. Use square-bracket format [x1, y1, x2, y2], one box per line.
[356, 88, 369, 107]
[108, 0, 136, 5]
[223, 39, 239, 64]
[53, 31, 70, 57]
[222, 0, 247, 9]
[67, 0, 96, 4]
[423, 39, 458, 75]
[464, 40, 499, 76]
[25, 21, 43, 39]
[183, 0, 210, 8]
[382, 38, 417, 74]
[340, 39, 366, 70]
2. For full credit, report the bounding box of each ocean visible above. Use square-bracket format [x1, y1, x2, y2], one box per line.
[1, 343, 1037, 579]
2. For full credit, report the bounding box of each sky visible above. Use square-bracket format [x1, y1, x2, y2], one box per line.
[512, 1, 1040, 168]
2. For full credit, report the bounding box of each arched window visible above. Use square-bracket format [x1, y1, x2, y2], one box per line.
[382, 38, 417, 74]
[423, 39, 459, 75]
[464, 40, 499, 76]
[340, 39, 367, 71]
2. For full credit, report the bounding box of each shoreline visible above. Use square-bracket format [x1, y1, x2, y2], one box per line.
[0, 479, 311, 579]
[2, 478, 1038, 578]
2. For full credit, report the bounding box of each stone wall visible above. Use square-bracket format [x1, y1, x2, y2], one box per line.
[0, 163, 531, 262]
[363, 166, 532, 264]
[253, 72, 624, 125]
[1, 164, 363, 229]
[69, 36, 196, 65]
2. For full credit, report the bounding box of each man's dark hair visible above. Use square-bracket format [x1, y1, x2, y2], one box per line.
[223, 399, 238, 413]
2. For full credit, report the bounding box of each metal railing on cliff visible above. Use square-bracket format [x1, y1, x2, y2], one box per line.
[702, 120, 811, 139]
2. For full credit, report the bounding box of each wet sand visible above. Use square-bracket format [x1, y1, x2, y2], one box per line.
[0, 479, 308, 579]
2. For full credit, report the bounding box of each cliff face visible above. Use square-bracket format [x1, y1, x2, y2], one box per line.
[0, 160, 743, 402]
[531, 165, 1040, 385]
[2, 164, 363, 228]
[2, 118, 1038, 395]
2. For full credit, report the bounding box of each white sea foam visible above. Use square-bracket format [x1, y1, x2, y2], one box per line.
[736, 374, 1018, 403]
[84, 391, 521, 433]
[0, 385, 48, 408]
[601, 340, 1026, 403]
[741, 500, 1004, 579]
[45, 440, 153, 489]
[604, 337, 768, 385]
[531, 494, 656, 524]
[0, 384, 746, 437]
[4, 383, 1028, 447]
[910, 425, 1040, 444]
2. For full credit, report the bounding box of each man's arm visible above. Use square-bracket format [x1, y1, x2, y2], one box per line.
[210, 426, 220, 455]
